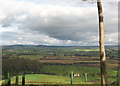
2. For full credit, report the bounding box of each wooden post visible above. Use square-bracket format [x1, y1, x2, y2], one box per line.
[117, 69, 120, 85]
[22, 72, 25, 86]
[97, 0, 108, 86]
[15, 75, 18, 85]
[70, 71, 74, 84]
[84, 73, 88, 82]
[7, 72, 11, 86]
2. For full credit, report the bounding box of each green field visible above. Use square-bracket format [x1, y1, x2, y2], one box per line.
[41, 65, 117, 77]
[2, 45, 118, 85]
[73, 49, 99, 52]
[9, 74, 98, 85]
[8, 72, 117, 85]
[2, 65, 117, 85]
[41, 65, 100, 75]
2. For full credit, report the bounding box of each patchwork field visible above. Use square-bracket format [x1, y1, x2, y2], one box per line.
[2, 45, 118, 85]
[18, 55, 118, 70]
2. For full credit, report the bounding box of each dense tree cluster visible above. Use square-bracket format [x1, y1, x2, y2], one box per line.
[2, 58, 42, 79]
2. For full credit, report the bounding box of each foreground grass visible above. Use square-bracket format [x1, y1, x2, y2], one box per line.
[3, 66, 117, 85]
[10, 74, 97, 85]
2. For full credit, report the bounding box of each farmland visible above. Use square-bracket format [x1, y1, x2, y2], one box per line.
[2, 66, 117, 85]
[8, 73, 116, 85]
[1, 45, 119, 85]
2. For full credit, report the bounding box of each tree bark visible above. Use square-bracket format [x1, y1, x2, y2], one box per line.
[97, 0, 108, 86]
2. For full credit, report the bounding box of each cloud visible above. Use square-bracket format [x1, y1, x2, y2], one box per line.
[0, 0, 118, 45]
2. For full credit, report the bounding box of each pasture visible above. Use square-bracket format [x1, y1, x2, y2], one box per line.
[2, 45, 118, 85]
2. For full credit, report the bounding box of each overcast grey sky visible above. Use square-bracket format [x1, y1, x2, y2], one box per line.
[0, 0, 118, 46]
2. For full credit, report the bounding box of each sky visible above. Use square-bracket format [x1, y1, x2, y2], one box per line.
[0, 0, 118, 46]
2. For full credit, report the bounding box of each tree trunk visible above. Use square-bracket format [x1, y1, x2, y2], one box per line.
[97, 0, 108, 86]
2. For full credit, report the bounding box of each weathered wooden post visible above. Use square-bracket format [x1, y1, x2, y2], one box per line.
[7, 72, 11, 86]
[15, 75, 18, 85]
[84, 73, 88, 82]
[22, 72, 25, 86]
[70, 71, 74, 84]
[117, 69, 120, 85]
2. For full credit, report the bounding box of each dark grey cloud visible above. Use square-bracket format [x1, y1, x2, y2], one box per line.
[16, 4, 98, 42]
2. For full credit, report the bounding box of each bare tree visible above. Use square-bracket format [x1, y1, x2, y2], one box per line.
[97, 0, 108, 85]
[82, 0, 108, 85]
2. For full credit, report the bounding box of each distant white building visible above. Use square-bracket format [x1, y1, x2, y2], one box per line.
[74, 74, 80, 77]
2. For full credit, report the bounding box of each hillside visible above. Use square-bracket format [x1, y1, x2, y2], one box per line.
[2, 45, 118, 85]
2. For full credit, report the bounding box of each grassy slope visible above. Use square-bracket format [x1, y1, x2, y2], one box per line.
[41, 65, 117, 77]
[41, 65, 99, 75]
[10, 74, 96, 84]
[8, 65, 117, 85]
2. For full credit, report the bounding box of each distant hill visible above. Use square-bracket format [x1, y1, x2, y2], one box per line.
[2, 44, 118, 48]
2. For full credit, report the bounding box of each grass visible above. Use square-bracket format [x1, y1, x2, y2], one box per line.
[9, 74, 117, 85]
[10, 74, 98, 85]
[41, 65, 116, 76]
[3, 65, 117, 85]
[74, 49, 99, 52]
[41, 65, 117, 82]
